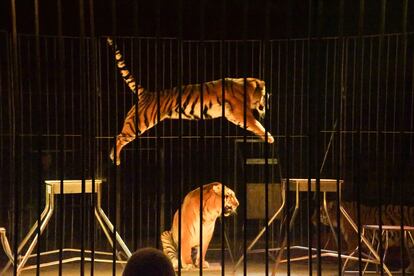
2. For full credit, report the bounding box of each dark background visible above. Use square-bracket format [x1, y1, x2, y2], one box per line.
[1, 0, 414, 38]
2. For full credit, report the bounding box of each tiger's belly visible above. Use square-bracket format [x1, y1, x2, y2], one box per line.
[188, 223, 215, 248]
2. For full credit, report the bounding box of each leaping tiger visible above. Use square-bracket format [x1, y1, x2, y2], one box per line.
[107, 37, 274, 165]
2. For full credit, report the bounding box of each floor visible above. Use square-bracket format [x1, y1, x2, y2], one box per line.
[5, 259, 371, 276]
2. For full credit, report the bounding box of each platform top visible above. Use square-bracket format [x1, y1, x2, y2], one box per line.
[364, 224, 414, 231]
[282, 178, 343, 192]
[45, 179, 103, 194]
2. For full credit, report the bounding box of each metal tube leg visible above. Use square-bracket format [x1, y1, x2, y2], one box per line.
[0, 228, 14, 275]
[1, 194, 51, 275]
[18, 189, 51, 254]
[17, 205, 54, 274]
[271, 202, 300, 276]
[234, 193, 286, 270]
[342, 247, 358, 274]
[94, 208, 115, 248]
[0, 228, 14, 263]
[408, 231, 414, 245]
[97, 207, 132, 258]
[383, 230, 389, 266]
[340, 206, 392, 276]
[362, 229, 377, 274]
[219, 218, 235, 263]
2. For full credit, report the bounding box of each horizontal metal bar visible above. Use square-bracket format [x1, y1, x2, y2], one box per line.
[246, 158, 278, 165]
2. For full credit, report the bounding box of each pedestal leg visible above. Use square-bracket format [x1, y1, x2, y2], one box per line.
[340, 206, 392, 276]
[234, 189, 286, 270]
[17, 203, 54, 274]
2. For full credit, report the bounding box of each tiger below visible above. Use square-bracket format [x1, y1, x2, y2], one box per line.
[160, 182, 239, 270]
[316, 201, 414, 272]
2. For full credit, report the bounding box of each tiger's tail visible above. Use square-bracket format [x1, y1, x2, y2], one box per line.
[106, 37, 144, 98]
[160, 230, 179, 269]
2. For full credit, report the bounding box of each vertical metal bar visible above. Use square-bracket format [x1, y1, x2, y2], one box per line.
[376, 1, 387, 274]
[88, 0, 97, 274]
[177, 0, 183, 274]
[242, 1, 248, 275]
[56, 0, 65, 274]
[78, 0, 87, 274]
[399, 1, 408, 274]
[10, 0, 19, 274]
[263, 0, 270, 275]
[285, 2, 292, 274]
[134, 39, 143, 248]
[155, 0, 161, 250]
[220, 1, 226, 275]
[112, 135, 117, 274]
[355, 0, 365, 274]
[308, 0, 323, 275]
[131, 0, 138, 253]
[33, 0, 43, 275]
[305, 1, 313, 274]
[199, 0, 205, 275]
[110, 0, 117, 274]
[70, 38, 76, 250]
[336, 0, 345, 274]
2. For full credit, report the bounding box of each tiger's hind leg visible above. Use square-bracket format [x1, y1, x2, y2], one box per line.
[160, 230, 179, 269]
[109, 134, 136, 166]
[110, 105, 139, 165]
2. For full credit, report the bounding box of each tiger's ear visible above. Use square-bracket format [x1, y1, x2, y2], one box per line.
[212, 183, 222, 194]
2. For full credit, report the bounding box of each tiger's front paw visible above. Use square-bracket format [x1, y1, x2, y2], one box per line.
[171, 259, 179, 270]
[181, 263, 195, 270]
[196, 260, 210, 269]
[267, 135, 274, 144]
[261, 134, 274, 144]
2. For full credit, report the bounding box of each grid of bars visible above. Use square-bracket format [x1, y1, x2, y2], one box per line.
[0, 0, 414, 275]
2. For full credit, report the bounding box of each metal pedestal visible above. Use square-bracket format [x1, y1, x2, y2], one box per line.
[234, 178, 392, 276]
[1, 179, 132, 275]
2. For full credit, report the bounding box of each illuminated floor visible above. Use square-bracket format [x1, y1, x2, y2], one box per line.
[13, 261, 343, 276]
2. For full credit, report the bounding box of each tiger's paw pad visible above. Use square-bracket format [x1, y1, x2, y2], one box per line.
[171, 259, 179, 270]
[181, 263, 196, 270]
[109, 149, 121, 166]
[267, 135, 275, 144]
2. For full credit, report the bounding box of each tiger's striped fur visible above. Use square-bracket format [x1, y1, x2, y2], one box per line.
[107, 37, 274, 165]
[319, 201, 414, 271]
[161, 182, 239, 269]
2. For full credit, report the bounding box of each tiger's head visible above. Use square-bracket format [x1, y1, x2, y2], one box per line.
[229, 77, 268, 120]
[205, 182, 239, 217]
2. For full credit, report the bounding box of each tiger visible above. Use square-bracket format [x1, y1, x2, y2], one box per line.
[315, 200, 414, 272]
[160, 182, 239, 270]
[107, 37, 274, 165]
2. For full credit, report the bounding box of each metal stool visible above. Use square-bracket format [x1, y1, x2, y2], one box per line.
[1, 179, 131, 275]
[344, 224, 414, 274]
[234, 179, 392, 276]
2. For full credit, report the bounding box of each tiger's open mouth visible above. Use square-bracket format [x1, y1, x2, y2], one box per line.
[224, 206, 237, 216]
